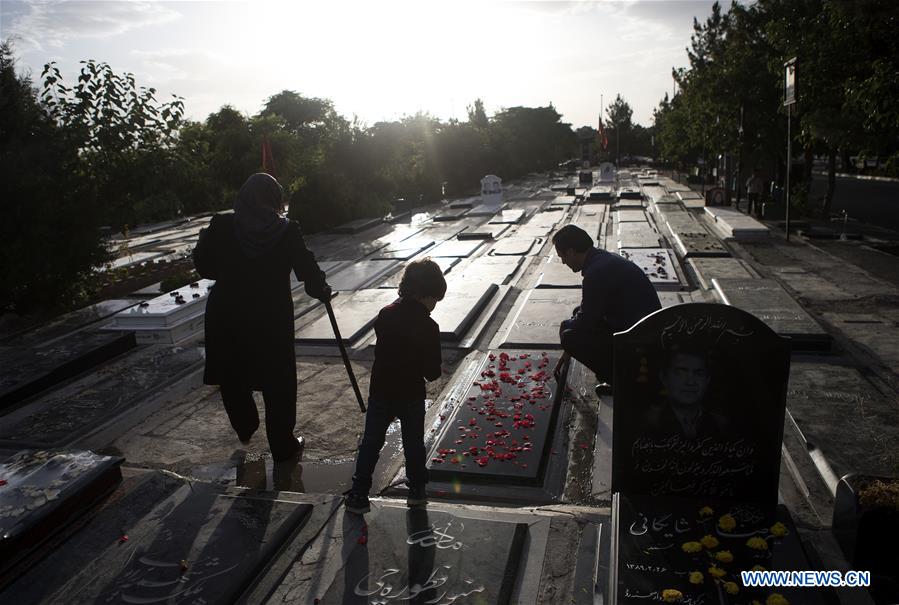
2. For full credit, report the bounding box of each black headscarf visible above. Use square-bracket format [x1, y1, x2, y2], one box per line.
[233, 173, 290, 258]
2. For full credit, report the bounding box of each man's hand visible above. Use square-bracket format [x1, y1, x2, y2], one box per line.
[317, 283, 333, 303]
[554, 351, 571, 382]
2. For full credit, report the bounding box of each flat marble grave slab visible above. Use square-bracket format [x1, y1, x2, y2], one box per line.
[427, 351, 561, 486]
[536, 261, 581, 289]
[551, 195, 577, 206]
[675, 190, 704, 209]
[0, 343, 205, 448]
[433, 207, 470, 221]
[0, 329, 137, 411]
[670, 228, 729, 258]
[432, 281, 499, 341]
[379, 258, 458, 288]
[514, 224, 554, 239]
[489, 209, 526, 225]
[587, 186, 614, 200]
[713, 278, 831, 351]
[489, 237, 540, 256]
[688, 257, 755, 290]
[428, 238, 485, 258]
[453, 256, 525, 286]
[615, 209, 647, 223]
[317, 505, 527, 604]
[0, 449, 123, 572]
[2, 298, 141, 348]
[328, 260, 400, 292]
[468, 203, 505, 217]
[458, 224, 509, 240]
[295, 289, 397, 345]
[618, 248, 681, 290]
[373, 237, 435, 261]
[37, 481, 313, 605]
[704, 207, 770, 239]
[110, 280, 214, 329]
[616, 223, 660, 249]
[498, 289, 581, 349]
[616, 187, 642, 200]
[332, 216, 384, 234]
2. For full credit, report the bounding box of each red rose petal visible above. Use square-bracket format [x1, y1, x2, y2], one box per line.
[358, 536, 368, 545]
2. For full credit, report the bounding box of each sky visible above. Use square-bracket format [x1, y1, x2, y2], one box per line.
[1, 0, 721, 129]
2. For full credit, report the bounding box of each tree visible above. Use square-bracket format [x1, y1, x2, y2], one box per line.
[466, 98, 489, 130]
[606, 94, 633, 166]
[1, 42, 108, 312]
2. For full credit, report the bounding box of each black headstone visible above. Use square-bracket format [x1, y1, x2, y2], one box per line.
[0, 449, 123, 573]
[320, 506, 527, 604]
[612, 303, 790, 515]
[427, 351, 563, 486]
[39, 482, 313, 604]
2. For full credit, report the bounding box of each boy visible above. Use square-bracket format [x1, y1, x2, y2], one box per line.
[344, 259, 446, 514]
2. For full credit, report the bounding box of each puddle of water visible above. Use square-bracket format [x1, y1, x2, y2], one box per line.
[233, 457, 356, 494]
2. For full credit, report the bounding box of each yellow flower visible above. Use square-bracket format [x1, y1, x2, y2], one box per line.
[689, 571, 704, 585]
[708, 565, 726, 578]
[700, 534, 719, 549]
[699, 506, 714, 517]
[718, 514, 736, 531]
[724, 581, 739, 595]
[715, 550, 734, 563]
[662, 588, 683, 602]
[681, 541, 703, 553]
[747, 536, 769, 551]
[766, 594, 790, 605]
[752, 564, 767, 572]
[770, 522, 787, 537]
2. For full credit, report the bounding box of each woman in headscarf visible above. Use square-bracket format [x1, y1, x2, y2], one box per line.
[194, 173, 331, 461]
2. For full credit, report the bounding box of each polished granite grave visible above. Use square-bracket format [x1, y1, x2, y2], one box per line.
[458, 224, 510, 240]
[498, 289, 581, 348]
[535, 260, 582, 289]
[295, 289, 398, 345]
[617, 187, 642, 200]
[609, 494, 823, 605]
[0, 329, 137, 411]
[332, 216, 385, 234]
[489, 237, 540, 256]
[712, 278, 831, 350]
[317, 505, 527, 604]
[373, 237, 435, 261]
[0, 298, 141, 348]
[432, 281, 499, 341]
[588, 185, 614, 200]
[618, 248, 682, 290]
[35, 481, 314, 605]
[0, 343, 205, 448]
[328, 260, 401, 292]
[616, 222, 661, 249]
[0, 449, 123, 574]
[670, 229, 730, 258]
[687, 258, 755, 290]
[427, 351, 562, 486]
[428, 238, 485, 258]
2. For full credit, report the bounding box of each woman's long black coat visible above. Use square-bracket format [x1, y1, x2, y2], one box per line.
[193, 213, 326, 389]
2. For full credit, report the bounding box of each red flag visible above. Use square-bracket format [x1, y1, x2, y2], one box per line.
[262, 135, 277, 177]
[597, 114, 608, 151]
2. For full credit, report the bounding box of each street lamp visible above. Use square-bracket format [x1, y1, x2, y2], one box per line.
[784, 57, 797, 241]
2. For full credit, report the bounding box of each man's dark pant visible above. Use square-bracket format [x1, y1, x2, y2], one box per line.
[220, 380, 299, 461]
[351, 396, 427, 495]
[560, 326, 614, 382]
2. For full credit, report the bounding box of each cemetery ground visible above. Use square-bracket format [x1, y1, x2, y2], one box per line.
[1, 171, 898, 604]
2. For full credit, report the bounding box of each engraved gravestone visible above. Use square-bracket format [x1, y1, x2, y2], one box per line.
[480, 174, 504, 208]
[618, 248, 681, 290]
[431, 281, 498, 341]
[295, 289, 399, 345]
[329, 260, 401, 292]
[597, 162, 616, 183]
[499, 289, 581, 348]
[454, 256, 524, 286]
[320, 506, 527, 604]
[374, 237, 435, 261]
[41, 482, 313, 604]
[612, 303, 790, 509]
[427, 238, 485, 258]
[489, 238, 540, 256]
[671, 230, 730, 258]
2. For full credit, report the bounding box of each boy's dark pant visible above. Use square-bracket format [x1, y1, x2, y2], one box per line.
[560, 326, 614, 382]
[352, 396, 427, 494]
[220, 380, 299, 461]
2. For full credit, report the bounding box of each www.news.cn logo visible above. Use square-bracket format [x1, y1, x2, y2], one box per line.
[741, 570, 871, 588]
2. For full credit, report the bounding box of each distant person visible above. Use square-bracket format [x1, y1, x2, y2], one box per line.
[745, 169, 763, 215]
[644, 349, 728, 439]
[193, 173, 331, 462]
[552, 225, 661, 396]
[344, 259, 446, 514]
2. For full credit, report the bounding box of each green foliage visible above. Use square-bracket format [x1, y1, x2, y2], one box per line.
[0, 42, 109, 313]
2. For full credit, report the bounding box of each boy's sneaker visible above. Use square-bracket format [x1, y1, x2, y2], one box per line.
[407, 485, 428, 508]
[344, 491, 370, 515]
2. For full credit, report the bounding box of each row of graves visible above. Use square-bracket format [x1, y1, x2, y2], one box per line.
[1, 169, 890, 604]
